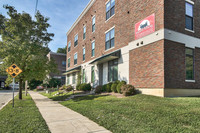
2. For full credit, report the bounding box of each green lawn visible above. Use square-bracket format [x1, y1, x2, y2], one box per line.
[0, 93, 50, 133]
[59, 94, 200, 133]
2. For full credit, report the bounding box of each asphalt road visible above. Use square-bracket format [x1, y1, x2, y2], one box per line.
[0, 90, 18, 110]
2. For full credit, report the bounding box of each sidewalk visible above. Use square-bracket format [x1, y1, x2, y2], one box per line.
[29, 91, 111, 133]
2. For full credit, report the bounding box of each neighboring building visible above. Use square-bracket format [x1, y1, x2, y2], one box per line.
[65, 0, 200, 97]
[47, 52, 66, 85]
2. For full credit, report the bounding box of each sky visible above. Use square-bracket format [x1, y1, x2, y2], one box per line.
[0, 0, 90, 52]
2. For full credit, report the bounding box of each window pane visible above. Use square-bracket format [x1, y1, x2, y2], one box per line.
[110, 38, 114, 48]
[186, 56, 194, 80]
[110, 28, 115, 39]
[106, 2, 110, 12]
[92, 25, 95, 32]
[92, 42, 95, 49]
[92, 17, 95, 24]
[185, 16, 193, 30]
[83, 48, 85, 54]
[83, 27, 86, 33]
[106, 41, 110, 50]
[186, 2, 193, 17]
[186, 48, 193, 55]
[111, 0, 115, 7]
[106, 32, 110, 41]
[110, 6, 115, 16]
[113, 66, 118, 81]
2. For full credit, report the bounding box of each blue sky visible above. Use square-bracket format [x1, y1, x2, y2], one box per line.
[0, 0, 90, 52]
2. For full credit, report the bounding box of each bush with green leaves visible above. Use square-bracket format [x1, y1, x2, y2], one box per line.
[78, 83, 92, 91]
[106, 82, 113, 92]
[102, 84, 107, 92]
[66, 85, 74, 92]
[121, 84, 135, 96]
[76, 83, 81, 90]
[49, 78, 61, 88]
[117, 81, 127, 94]
[29, 79, 43, 90]
[95, 85, 102, 94]
[111, 83, 118, 93]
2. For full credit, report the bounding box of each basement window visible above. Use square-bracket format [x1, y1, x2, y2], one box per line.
[186, 48, 194, 80]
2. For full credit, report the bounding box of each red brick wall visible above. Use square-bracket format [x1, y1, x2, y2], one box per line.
[164, 0, 200, 38]
[129, 40, 165, 88]
[164, 40, 200, 89]
[67, 0, 164, 70]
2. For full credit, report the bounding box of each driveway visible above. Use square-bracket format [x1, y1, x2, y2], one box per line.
[0, 90, 18, 110]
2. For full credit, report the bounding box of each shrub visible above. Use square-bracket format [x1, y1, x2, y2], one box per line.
[76, 83, 81, 90]
[111, 83, 118, 93]
[117, 81, 127, 94]
[102, 84, 107, 92]
[114, 80, 120, 84]
[66, 85, 73, 92]
[79, 83, 92, 91]
[121, 84, 135, 96]
[29, 79, 43, 90]
[95, 85, 102, 94]
[106, 83, 113, 92]
[49, 78, 61, 88]
[59, 85, 67, 90]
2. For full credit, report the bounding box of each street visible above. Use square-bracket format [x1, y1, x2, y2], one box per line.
[0, 90, 18, 110]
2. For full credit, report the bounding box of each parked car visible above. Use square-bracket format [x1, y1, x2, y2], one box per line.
[9, 82, 19, 90]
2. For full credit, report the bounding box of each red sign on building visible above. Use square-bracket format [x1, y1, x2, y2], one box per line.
[135, 14, 155, 40]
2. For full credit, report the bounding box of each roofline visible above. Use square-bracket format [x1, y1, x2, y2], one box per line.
[66, 0, 96, 36]
[48, 52, 66, 56]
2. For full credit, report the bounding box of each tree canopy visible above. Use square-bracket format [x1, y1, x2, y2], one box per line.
[56, 46, 66, 54]
[0, 5, 57, 99]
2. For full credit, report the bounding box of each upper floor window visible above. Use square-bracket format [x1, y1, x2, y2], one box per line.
[105, 28, 115, 50]
[92, 16, 95, 32]
[186, 48, 194, 80]
[83, 48, 85, 61]
[185, 2, 193, 31]
[106, 0, 115, 20]
[83, 26, 86, 39]
[74, 53, 78, 65]
[74, 34, 78, 47]
[68, 58, 70, 68]
[62, 61, 66, 67]
[91, 41, 95, 57]
[68, 42, 71, 52]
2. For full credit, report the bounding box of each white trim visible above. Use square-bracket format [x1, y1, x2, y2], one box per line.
[105, 26, 115, 34]
[67, 0, 96, 35]
[105, 14, 115, 23]
[91, 40, 95, 43]
[185, 28, 195, 33]
[185, 80, 196, 83]
[105, 0, 110, 5]
[185, 0, 194, 5]
[105, 46, 115, 52]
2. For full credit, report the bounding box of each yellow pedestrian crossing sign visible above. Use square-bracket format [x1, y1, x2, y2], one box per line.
[6, 64, 22, 78]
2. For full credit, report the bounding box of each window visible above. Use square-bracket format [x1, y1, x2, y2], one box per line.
[74, 53, 77, 65]
[92, 16, 95, 32]
[74, 34, 78, 47]
[83, 26, 86, 39]
[67, 74, 70, 85]
[186, 48, 194, 80]
[72, 73, 76, 84]
[91, 66, 95, 83]
[67, 58, 70, 68]
[91, 41, 95, 57]
[105, 28, 115, 50]
[106, 0, 115, 20]
[185, 2, 193, 31]
[108, 59, 118, 82]
[83, 48, 85, 61]
[82, 69, 86, 83]
[68, 42, 71, 52]
[62, 61, 66, 67]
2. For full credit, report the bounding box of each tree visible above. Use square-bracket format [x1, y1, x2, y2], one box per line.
[0, 5, 57, 99]
[56, 46, 66, 54]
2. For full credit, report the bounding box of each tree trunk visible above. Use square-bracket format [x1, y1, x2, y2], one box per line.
[19, 78, 23, 100]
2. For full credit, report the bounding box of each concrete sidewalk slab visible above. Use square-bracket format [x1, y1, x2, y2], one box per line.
[29, 91, 111, 133]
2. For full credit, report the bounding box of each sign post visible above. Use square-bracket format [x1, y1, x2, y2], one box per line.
[6, 64, 22, 107]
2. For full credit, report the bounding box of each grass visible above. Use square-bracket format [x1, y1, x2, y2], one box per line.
[40, 91, 74, 101]
[59, 94, 200, 133]
[0, 93, 50, 133]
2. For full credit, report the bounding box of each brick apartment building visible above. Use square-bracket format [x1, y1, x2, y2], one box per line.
[47, 52, 66, 85]
[65, 0, 200, 97]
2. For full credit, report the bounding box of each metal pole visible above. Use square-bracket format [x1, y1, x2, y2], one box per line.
[12, 78, 15, 108]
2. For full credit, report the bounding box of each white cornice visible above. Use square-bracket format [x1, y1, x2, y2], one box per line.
[66, 0, 96, 36]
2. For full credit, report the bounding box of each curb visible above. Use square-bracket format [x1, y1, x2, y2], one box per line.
[0, 92, 18, 111]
